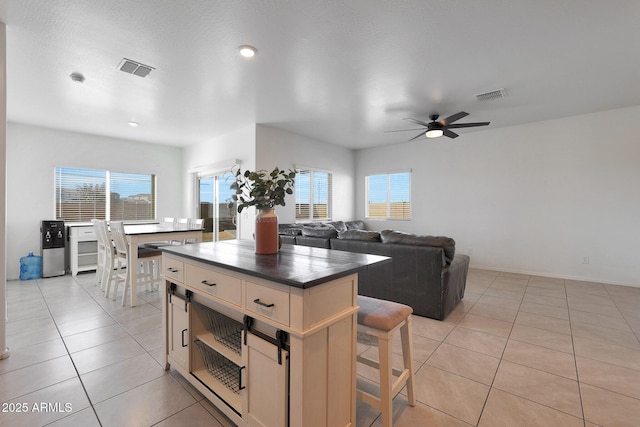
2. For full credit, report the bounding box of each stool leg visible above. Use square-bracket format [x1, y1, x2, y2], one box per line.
[400, 317, 416, 406]
[378, 332, 393, 427]
[152, 259, 161, 291]
[111, 257, 123, 300]
[121, 261, 131, 306]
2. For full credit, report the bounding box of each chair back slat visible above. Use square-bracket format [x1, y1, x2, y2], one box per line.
[110, 221, 129, 256]
[174, 218, 188, 230]
[187, 218, 204, 229]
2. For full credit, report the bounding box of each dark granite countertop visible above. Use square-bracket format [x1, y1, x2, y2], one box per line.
[161, 239, 390, 289]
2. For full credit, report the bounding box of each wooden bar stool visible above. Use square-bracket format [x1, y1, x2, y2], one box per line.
[357, 295, 415, 427]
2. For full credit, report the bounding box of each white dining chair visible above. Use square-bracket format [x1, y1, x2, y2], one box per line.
[92, 219, 117, 297]
[140, 217, 176, 249]
[185, 218, 204, 244]
[91, 219, 106, 289]
[166, 218, 189, 244]
[108, 221, 130, 303]
[174, 218, 188, 229]
[109, 221, 163, 306]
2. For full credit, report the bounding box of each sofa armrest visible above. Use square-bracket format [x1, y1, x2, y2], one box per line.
[441, 254, 470, 319]
[279, 234, 297, 245]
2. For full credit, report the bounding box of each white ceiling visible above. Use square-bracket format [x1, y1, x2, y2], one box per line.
[1, 0, 639, 149]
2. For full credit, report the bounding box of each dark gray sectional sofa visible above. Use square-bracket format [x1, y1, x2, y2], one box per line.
[279, 221, 470, 320]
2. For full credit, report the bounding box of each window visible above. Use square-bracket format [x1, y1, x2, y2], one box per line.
[295, 168, 332, 221]
[55, 167, 156, 222]
[366, 172, 411, 220]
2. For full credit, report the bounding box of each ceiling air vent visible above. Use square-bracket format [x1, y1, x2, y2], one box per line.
[475, 88, 506, 102]
[117, 58, 154, 78]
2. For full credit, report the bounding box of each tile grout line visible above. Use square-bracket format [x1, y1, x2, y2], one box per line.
[74, 275, 231, 426]
[473, 272, 525, 426]
[35, 277, 104, 427]
[603, 283, 640, 345]
[565, 279, 588, 427]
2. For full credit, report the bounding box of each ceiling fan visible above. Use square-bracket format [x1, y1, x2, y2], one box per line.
[387, 112, 490, 140]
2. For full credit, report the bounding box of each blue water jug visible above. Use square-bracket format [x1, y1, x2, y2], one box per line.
[20, 252, 42, 280]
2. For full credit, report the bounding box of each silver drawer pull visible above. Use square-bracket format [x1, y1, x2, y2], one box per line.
[201, 280, 216, 287]
[253, 298, 274, 308]
[167, 267, 179, 273]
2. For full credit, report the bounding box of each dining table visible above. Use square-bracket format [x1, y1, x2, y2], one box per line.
[124, 223, 203, 306]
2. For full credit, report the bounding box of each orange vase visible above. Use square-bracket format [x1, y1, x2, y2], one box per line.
[255, 208, 279, 254]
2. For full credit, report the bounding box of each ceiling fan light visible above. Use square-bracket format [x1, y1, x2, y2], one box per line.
[425, 129, 443, 138]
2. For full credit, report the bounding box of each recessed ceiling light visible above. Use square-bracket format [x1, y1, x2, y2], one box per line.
[128, 121, 140, 127]
[69, 72, 85, 83]
[238, 45, 257, 58]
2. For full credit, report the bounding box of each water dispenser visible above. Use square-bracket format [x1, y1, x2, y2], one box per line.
[41, 220, 65, 277]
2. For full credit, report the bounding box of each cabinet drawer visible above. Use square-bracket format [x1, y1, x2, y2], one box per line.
[164, 256, 184, 283]
[245, 281, 290, 326]
[70, 227, 96, 241]
[186, 264, 242, 307]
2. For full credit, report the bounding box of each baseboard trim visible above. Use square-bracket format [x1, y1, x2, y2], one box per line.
[468, 263, 639, 289]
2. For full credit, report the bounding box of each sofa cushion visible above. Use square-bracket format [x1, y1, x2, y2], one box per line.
[345, 220, 366, 230]
[279, 227, 302, 236]
[278, 223, 303, 236]
[302, 225, 338, 238]
[380, 230, 456, 265]
[337, 229, 381, 241]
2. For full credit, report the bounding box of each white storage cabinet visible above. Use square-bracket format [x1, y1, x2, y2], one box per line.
[68, 224, 98, 276]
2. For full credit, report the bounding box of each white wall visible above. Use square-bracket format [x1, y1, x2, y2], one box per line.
[255, 124, 356, 224]
[356, 106, 640, 287]
[6, 122, 183, 279]
[182, 125, 256, 240]
[1, 22, 8, 358]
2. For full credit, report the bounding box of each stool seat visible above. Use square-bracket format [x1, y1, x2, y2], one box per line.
[356, 295, 415, 427]
[358, 295, 413, 331]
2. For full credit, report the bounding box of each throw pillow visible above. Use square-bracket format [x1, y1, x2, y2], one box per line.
[345, 220, 366, 230]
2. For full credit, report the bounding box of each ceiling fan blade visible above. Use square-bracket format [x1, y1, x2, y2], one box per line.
[440, 111, 468, 126]
[443, 129, 459, 139]
[403, 117, 431, 127]
[446, 122, 490, 129]
[384, 128, 427, 133]
[408, 131, 426, 141]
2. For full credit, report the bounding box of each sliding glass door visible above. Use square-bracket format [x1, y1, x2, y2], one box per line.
[198, 172, 237, 242]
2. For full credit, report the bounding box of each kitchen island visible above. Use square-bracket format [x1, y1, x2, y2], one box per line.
[161, 239, 389, 427]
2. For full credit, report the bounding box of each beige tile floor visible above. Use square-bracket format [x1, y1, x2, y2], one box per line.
[2, 268, 640, 426]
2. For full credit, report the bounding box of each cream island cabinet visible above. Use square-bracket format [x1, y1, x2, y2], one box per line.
[161, 240, 389, 427]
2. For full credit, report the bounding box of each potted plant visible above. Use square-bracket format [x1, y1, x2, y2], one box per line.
[231, 167, 296, 254]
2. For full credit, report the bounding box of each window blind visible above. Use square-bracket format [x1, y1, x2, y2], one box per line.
[55, 167, 156, 222]
[109, 172, 156, 221]
[295, 169, 332, 221]
[55, 167, 107, 222]
[366, 172, 411, 220]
